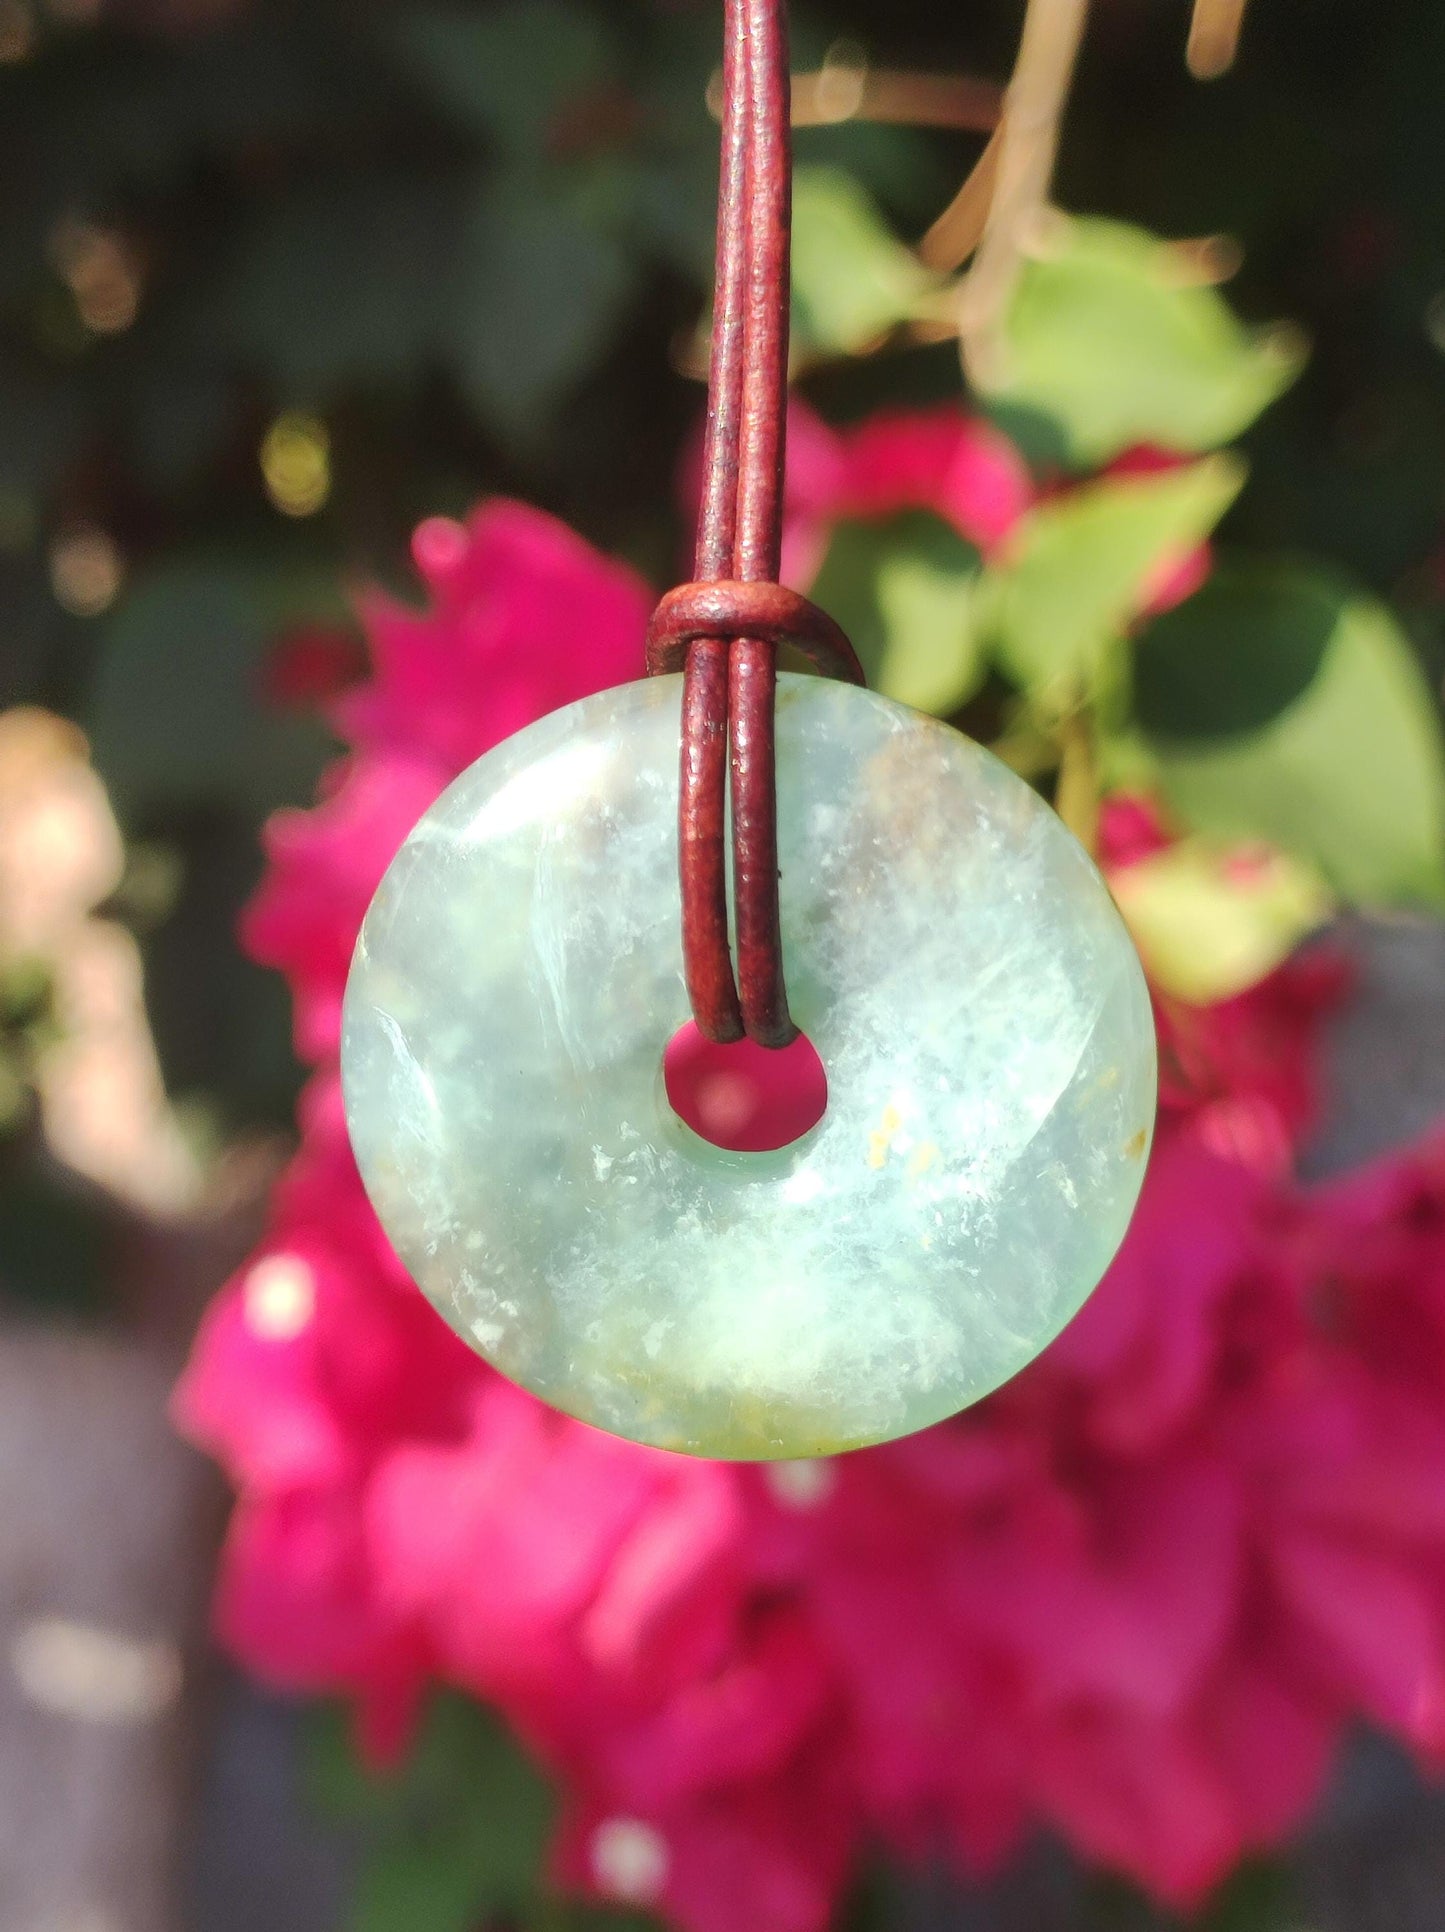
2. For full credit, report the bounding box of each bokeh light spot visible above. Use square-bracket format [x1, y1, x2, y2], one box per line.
[590, 1818, 669, 1904]
[49, 526, 122, 616]
[243, 1253, 317, 1340]
[261, 412, 332, 518]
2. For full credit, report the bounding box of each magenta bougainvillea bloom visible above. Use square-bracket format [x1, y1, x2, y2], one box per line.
[681, 397, 1032, 588]
[177, 484, 1445, 1932]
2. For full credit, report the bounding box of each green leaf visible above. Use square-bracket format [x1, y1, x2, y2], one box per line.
[0, 1171, 107, 1316]
[84, 559, 333, 820]
[396, 1, 614, 156]
[809, 511, 986, 715]
[449, 168, 637, 443]
[790, 168, 940, 360]
[565, 1909, 663, 1932]
[1135, 562, 1343, 739]
[0, 355, 84, 495]
[986, 455, 1243, 702]
[309, 1695, 559, 1932]
[355, 1843, 486, 1932]
[1147, 587, 1445, 905]
[123, 365, 236, 493]
[1198, 1859, 1300, 1932]
[989, 218, 1303, 465]
[305, 1704, 406, 1826]
[205, 174, 463, 394]
[442, 1708, 556, 1900]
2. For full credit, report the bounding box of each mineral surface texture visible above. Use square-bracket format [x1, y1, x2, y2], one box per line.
[342, 674, 1157, 1459]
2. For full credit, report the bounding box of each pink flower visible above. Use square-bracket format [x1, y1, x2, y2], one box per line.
[682, 398, 1033, 589]
[178, 484, 1445, 1931]
[258, 622, 368, 712]
[213, 1485, 431, 1764]
[554, 1738, 858, 1932]
[825, 405, 1033, 554]
[336, 502, 651, 771]
[243, 501, 650, 1064]
[244, 754, 450, 1063]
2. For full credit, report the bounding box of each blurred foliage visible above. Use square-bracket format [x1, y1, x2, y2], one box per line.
[810, 512, 987, 715]
[797, 201, 1445, 909]
[790, 166, 947, 360]
[308, 1693, 660, 1932]
[1139, 574, 1445, 903]
[306, 1691, 1313, 1932]
[987, 220, 1303, 465]
[1081, 1858, 1303, 1932]
[985, 454, 1242, 699]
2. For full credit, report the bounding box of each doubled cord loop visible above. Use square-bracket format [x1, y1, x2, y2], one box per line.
[650, 0, 864, 1046]
[646, 581, 866, 684]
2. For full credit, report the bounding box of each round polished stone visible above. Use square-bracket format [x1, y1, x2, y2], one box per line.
[341, 673, 1156, 1460]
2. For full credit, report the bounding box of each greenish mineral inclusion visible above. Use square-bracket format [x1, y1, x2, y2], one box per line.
[341, 674, 1156, 1460]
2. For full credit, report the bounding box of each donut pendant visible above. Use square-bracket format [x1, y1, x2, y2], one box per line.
[341, 673, 1156, 1459]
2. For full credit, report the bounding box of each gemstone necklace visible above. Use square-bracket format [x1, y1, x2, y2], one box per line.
[341, 0, 1157, 1460]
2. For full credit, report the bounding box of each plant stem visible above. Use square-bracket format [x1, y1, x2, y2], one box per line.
[956, 0, 1090, 386]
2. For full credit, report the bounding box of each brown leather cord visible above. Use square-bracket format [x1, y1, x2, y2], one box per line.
[653, 0, 865, 1047]
[646, 582, 864, 685]
[677, 0, 749, 1043]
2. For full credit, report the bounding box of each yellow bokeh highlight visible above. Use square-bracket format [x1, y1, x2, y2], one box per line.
[260, 413, 331, 518]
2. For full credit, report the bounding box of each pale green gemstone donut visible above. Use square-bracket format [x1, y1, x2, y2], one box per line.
[341, 673, 1156, 1460]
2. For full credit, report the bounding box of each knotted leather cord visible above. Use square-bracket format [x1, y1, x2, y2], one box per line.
[648, 0, 864, 1046]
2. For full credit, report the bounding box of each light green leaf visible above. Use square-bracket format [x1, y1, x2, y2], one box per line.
[395, 1, 614, 156]
[790, 168, 941, 359]
[450, 170, 637, 443]
[809, 512, 986, 715]
[989, 218, 1303, 465]
[1149, 591, 1445, 905]
[1112, 839, 1332, 1004]
[986, 455, 1243, 703]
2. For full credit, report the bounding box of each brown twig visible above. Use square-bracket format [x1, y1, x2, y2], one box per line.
[918, 119, 1006, 272]
[794, 61, 1002, 131]
[1186, 0, 1248, 80]
[707, 55, 1002, 133]
[1053, 707, 1100, 856]
[956, 0, 1090, 388]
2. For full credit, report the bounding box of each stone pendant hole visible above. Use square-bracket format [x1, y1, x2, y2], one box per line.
[663, 1022, 827, 1152]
